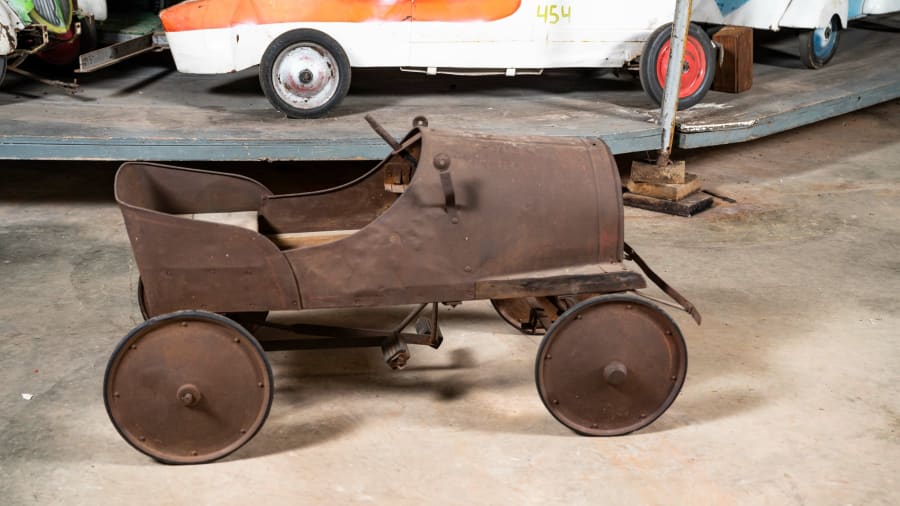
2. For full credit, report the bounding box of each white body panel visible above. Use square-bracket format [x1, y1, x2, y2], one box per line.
[693, 0, 899, 30]
[167, 22, 412, 73]
[167, 0, 680, 75]
[77, 0, 107, 21]
[780, 0, 848, 28]
[0, 1, 25, 55]
[862, 0, 900, 13]
[692, 0, 791, 31]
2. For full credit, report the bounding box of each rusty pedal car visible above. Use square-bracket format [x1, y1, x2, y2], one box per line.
[105, 116, 701, 464]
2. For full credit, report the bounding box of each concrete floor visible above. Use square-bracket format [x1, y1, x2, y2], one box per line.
[1, 100, 898, 505]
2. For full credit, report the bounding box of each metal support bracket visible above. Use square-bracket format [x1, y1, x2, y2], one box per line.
[624, 242, 702, 325]
[77, 34, 159, 73]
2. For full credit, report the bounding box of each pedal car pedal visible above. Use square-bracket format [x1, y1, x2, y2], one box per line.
[381, 336, 410, 370]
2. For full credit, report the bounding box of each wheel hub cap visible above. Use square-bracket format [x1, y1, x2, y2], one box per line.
[273, 43, 339, 109]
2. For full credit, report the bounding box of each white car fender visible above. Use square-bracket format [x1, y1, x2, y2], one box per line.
[779, 0, 847, 29]
[1, 0, 25, 56]
[861, 0, 900, 14]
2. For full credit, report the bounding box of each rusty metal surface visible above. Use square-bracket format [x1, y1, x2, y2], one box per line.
[104, 311, 273, 464]
[109, 120, 701, 459]
[535, 294, 687, 436]
[117, 124, 628, 312]
[491, 296, 591, 335]
[287, 127, 625, 308]
[116, 163, 300, 316]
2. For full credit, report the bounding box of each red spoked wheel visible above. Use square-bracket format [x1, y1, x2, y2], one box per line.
[639, 23, 716, 110]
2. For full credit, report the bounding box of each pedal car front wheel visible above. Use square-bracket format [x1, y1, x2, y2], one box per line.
[259, 29, 352, 119]
[535, 294, 687, 436]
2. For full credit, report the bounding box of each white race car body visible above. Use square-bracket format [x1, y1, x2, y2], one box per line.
[162, 0, 679, 74]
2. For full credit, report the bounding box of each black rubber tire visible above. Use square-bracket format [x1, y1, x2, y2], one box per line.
[799, 16, 841, 69]
[259, 29, 351, 118]
[0, 56, 6, 88]
[639, 23, 716, 110]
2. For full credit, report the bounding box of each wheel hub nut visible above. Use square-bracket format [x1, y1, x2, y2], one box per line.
[603, 361, 628, 386]
[176, 384, 202, 407]
[299, 69, 314, 84]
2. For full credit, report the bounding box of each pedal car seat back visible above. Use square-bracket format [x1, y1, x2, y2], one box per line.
[115, 163, 300, 315]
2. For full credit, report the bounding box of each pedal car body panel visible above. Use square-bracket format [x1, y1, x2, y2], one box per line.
[115, 126, 642, 315]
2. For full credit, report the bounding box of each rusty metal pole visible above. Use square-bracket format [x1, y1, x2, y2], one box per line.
[657, 0, 694, 167]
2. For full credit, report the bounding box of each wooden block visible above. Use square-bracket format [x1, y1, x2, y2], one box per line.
[268, 229, 358, 249]
[623, 191, 713, 217]
[626, 173, 701, 201]
[631, 159, 686, 184]
[177, 211, 259, 232]
[712, 26, 753, 94]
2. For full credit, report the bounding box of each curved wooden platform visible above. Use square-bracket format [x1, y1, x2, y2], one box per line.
[0, 14, 897, 161]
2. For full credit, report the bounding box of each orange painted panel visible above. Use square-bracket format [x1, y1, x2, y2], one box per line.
[161, 0, 412, 33]
[161, 0, 521, 33]
[412, 0, 521, 21]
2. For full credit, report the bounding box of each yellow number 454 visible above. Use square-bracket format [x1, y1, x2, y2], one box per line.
[537, 4, 572, 24]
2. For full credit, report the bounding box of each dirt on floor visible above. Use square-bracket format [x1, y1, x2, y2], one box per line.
[0, 101, 898, 506]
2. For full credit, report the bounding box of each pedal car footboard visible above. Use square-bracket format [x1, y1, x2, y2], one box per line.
[115, 162, 301, 316]
[475, 264, 646, 300]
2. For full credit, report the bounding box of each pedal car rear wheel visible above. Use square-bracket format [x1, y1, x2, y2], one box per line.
[259, 29, 351, 118]
[639, 23, 716, 110]
[491, 297, 557, 335]
[491, 296, 586, 335]
[535, 294, 687, 436]
[799, 16, 841, 69]
[104, 310, 273, 464]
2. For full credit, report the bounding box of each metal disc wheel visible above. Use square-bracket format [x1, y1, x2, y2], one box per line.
[492, 297, 556, 335]
[104, 311, 274, 464]
[491, 296, 585, 335]
[639, 22, 716, 110]
[799, 16, 841, 69]
[535, 294, 687, 436]
[259, 29, 351, 118]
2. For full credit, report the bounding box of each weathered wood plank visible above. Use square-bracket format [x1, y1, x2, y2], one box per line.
[623, 191, 713, 217]
[626, 173, 700, 201]
[476, 269, 646, 300]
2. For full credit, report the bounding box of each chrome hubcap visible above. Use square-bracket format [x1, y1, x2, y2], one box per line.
[273, 43, 339, 109]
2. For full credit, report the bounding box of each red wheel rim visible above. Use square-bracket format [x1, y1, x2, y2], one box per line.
[655, 35, 707, 99]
